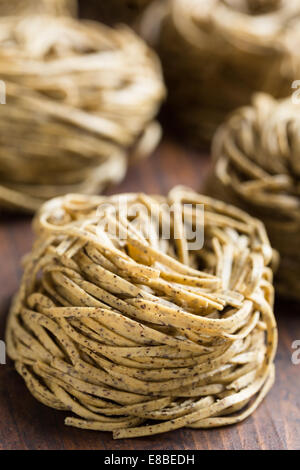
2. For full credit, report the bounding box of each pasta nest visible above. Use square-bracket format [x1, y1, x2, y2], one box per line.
[0, 14, 165, 212]
[0, 0, 77, 17]
[209, 93, 300, 300]
[141, 0, 300, 144]
[6, 187, 277, 438]
[80, 0, 155, 26]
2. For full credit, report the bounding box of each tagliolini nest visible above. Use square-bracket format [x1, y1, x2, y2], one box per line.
[0, 15, 165, 212]
[209, 93, 300, 300]
[6, 187, 277, 438]
[141, 0, 300, 144]
[0, 0, 77, 17]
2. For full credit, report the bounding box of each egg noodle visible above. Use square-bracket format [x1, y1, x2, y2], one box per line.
[6, 187, 277, 438]
[209, 93, 300, 300]
[0, 0, 77, 17]
[140, 0, 300, 144]
[0, 14, 164, 212]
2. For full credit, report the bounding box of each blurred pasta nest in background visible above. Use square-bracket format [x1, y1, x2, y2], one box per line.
[140, 0, 300, 145]
[0, 13, 165, 212]
[79, 0, 155, 26]
[0, 0, 77, 17]
[6, 187, 277, 438]
[208, 93, 300, 300]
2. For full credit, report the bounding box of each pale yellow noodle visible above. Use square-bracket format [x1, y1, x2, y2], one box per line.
[140, 0, 300, 144]
[6, 186, 277, 438]
[209, 93, 300, 300]
[0, 14, 165, 212]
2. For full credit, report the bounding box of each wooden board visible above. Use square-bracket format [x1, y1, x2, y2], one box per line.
[0, 139, 299, 450]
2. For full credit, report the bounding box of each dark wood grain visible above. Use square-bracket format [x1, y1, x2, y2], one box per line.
[0, 139, 299, 450]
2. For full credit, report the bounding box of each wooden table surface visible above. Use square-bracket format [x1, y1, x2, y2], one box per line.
[0, 138, 299, 450]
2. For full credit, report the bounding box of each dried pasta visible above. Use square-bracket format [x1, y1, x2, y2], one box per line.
[140, 0, 300, 144]
[0, 15, 165, 212]
[0, 0, 77, 17]
[6, 186, 277, 438]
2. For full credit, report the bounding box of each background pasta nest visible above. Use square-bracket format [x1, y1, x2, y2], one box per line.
[79, 0, 155, 26]
[6, 187, 277, 438]
[140, 0, 300, 144]
[209, 92, 300, 300]
[0, 14, 165, 212]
